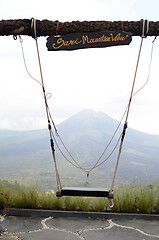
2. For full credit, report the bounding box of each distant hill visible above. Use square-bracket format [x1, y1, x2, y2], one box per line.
[0, 109, 159, 189]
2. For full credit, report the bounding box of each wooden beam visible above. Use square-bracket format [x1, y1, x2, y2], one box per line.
[0, 19, 159, 37]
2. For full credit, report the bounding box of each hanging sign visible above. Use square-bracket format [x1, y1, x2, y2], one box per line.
[46, 30, 132, 51]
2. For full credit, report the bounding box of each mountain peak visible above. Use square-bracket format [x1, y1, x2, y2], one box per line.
[58, 109, 120, 134]
[1, 108, 159, 187]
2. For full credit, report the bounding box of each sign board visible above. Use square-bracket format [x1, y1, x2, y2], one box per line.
[46, 30, 132, 51]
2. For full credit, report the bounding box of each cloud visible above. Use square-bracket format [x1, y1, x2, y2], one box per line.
[0, 0, 111, 21]
[1, 0, 159, 134]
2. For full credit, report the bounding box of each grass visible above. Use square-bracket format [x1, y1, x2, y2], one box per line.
[0, 180, 159, 214]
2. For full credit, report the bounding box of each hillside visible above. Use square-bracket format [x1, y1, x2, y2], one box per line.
[0, 109, 159, 189]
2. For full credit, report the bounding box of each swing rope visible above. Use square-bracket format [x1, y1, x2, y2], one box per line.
[17, 18, 156, 196]
[46, 31, 157, 176]
[110, 20, 152, 194]
[31, 18, 62, 192]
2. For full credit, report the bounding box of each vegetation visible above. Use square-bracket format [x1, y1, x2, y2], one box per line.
[0, 191, 11, 215]
[1, 110, 159, 189]
[0, 180, 159, 214]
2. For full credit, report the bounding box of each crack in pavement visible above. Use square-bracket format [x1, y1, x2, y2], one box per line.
[109, 220, 159, 238]
[1, 216, 159, 240]
[41, 217, 86, 240]
[3, 217, 85, 240]
[80, 219, 159, 238]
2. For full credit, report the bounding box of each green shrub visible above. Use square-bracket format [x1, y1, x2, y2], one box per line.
[76, 197, 91, 211]
[91, 197, 108, 212]
[1, 180, 159, 214]
[0, 192, 11, 215]
[64, 196, 78, 211]
[112, 186, 137, 213]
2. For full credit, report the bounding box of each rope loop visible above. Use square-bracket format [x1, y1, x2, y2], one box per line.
[46, 93, 52, 100]
[140, 19, 149, 38]
[31, 18, 37, 39]
[31, 18, 40, 39]
[13, 35, 17, 40]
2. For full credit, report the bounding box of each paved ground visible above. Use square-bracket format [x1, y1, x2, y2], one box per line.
[0, 210, 159, 240]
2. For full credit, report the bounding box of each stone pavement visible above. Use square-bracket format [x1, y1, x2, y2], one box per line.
[0, 209, 159, 240]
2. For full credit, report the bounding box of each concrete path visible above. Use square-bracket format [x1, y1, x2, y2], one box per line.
[0, 210, 159, 240]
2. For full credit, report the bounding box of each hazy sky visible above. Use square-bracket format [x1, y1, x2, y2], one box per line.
[0, 0, 159, 134]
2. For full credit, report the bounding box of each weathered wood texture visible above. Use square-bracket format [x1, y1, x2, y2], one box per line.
[0, 19, 159, 37]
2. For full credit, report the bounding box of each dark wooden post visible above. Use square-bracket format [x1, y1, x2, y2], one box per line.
[0, 19, 159, 37]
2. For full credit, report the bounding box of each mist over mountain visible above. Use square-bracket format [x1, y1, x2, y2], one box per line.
[0, 109, 159, 189]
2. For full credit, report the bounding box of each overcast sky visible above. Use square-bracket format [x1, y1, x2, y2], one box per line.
[0, 0, 159, 134]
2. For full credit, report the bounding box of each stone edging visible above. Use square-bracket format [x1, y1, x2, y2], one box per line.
[7, 208, 159, 221]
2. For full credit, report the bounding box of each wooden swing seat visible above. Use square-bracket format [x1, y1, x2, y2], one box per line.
[56, 187, 113, 198]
